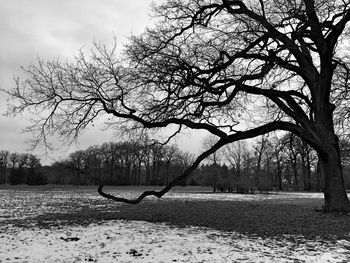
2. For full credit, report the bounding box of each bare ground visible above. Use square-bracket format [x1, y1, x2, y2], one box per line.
[1, 186, 349, 240]
[1, 186, 350, 262]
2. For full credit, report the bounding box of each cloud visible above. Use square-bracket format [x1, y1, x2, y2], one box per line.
[0, 0, 155, 163]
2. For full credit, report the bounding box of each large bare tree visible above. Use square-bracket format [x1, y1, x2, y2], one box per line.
[8, 0, 350, 212]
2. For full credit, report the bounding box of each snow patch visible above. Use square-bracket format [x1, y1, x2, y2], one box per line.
[1, 220, 349, 263]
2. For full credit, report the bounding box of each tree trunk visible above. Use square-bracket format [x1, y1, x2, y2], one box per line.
[3, 167, 6, 184]
[293, 164, 298, 190]
[316, 160, 321, 191]
[0, 167, 3, 184]
[165, 161, 170, 185]
[145, 163, 151, 186]
[276, 161, 282, 191]
[278, 170, 282, 191]
[286, 168, 291, 190]
[137, 160, 142, 186]
[306, 152, 312, 191]
[301, 151, 308, 191]
[318, 148, 350, 212]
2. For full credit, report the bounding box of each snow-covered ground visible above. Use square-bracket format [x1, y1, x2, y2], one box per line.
[1, 220, 350, 263]
[0, 187, 349, 262]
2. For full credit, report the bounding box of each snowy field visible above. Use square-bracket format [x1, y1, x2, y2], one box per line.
[0, 186, 350, 262]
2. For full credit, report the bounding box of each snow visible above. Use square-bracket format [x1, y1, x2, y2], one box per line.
[1, 220, 350, 263]
[0, 187, 349, 262]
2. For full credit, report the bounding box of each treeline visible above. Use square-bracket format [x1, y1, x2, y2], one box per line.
[2, 132, 350, 191]
[0, 151, 45, 185]
[48, 141, 194, 185]
[192, 133, 350, 192]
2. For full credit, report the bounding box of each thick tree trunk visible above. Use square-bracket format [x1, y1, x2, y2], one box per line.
[318, 147, 350, 212]
[316, 160, 322, 191]
[312, 53, 350, 212]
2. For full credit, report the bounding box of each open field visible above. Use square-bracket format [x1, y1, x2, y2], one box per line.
[1, 186, 350, 262]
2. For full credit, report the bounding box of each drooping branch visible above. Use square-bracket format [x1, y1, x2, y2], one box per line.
[98, 120, 301, 204]
[98, 135, 227, 204]
[7, 0, 350, 211]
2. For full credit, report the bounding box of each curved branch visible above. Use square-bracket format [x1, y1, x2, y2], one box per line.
[327, 9, 350, 48]
[97, 97, 229, 138]
[237, 84, 311, 125]
[97, 120, 303, 204]
[98, 136, 227, 204]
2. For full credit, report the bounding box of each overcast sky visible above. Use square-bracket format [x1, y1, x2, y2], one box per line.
[0, 0, 206, 164]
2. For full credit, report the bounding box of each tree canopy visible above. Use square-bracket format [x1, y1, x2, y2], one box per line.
[8, 0, 350, 212]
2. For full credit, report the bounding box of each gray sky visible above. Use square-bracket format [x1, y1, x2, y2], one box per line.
[0, 0, 205, 164]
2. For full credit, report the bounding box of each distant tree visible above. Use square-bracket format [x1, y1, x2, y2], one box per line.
[175, 150, 195, 186]
[214, 164, 232, 192]
[202, 135, 225, 191]
[51, 160, 71, 184]
[9, 1, 350, 211]
[270, 136, 288, 191]
[339, 138, 350, 188]
[133, 142, 146, 186]
[223, 140, 253, 193]
[26, 154, 46, 185]
[200, 163, 221, 192]
[99, 142, 118, 185]
[0, 150, 9, 184]
[68, 150, 87, 185]
[203, 135, 224, 166]
[9, 153, 21, 185]
[84, 145, 103, 184]
[223, 141, 247, 178]
[252, 136, 273, 192]
[286, 134, 301, 190]
[163, 145, 180, 185]
[297, 139, 314, 191]
[340, 138, 350, 167]
[253, 136, 269, 175]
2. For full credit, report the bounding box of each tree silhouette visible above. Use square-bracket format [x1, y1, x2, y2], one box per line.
[8, 0, 350, 212]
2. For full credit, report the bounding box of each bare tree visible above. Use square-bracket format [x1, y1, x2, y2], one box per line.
[269, 136, 288, 191]
[68, 150, 87, 185]
[9, 153, 19, 169]
[295, 137, 315, 191]
[223, 140, 253, 192]
[8, 0, 350, 212]
[253, 136, 274, 192]
[202, 135, 225, 191]
[225, 141, 247, 176]
[163, 145, 180, 185]
[0, 150, 9, 184]
[203, 135, 224, 166]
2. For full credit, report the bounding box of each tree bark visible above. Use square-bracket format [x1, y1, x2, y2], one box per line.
[318, 143, 350, 212]
[316, 160, 322, 191]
